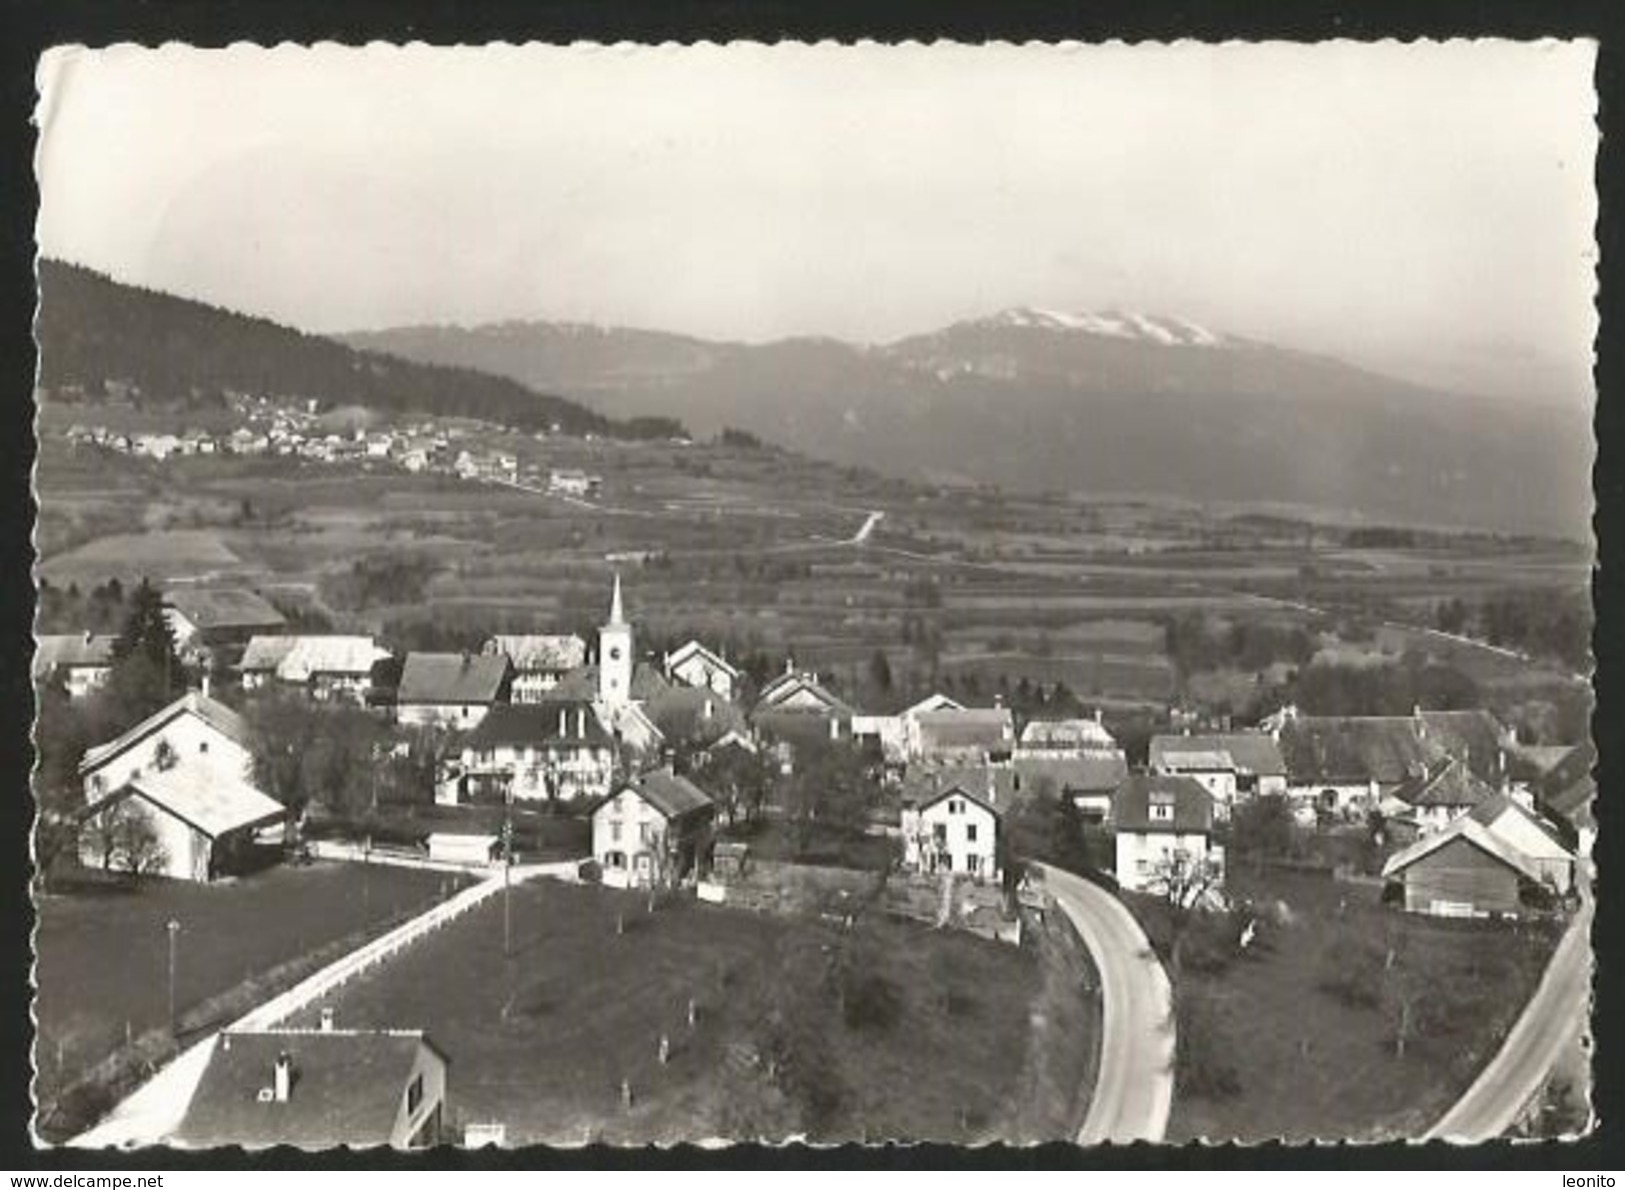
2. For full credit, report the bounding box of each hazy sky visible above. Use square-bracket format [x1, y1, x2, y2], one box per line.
[36, 41, 1598, 402]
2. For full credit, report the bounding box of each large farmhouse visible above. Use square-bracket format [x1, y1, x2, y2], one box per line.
[396, 652, 512, 730]
[663, 640, 741, 702]
[240, 635, 390, 703]
[1381, 815, 1546, 918]
[164, 588, 287, 654]
[33, 633, 118, 698]
[482, 634, 587, 702]
[1149, 731, 1287, 817]
[449, 701, 616, 804]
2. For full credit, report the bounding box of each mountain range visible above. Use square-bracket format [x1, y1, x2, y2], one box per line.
[346, 307, 1593, 539]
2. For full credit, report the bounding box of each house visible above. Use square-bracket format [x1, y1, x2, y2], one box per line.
[80, 690, 257, 804]
[32, 632, 118, 698]
[449, 701, 616, 804]
[1380, 814, 1545, 918]
[549, 469, 601, 497]
[1014, 712, 1121, 759]
[752, 665, 856, 749]
[1149, 731, 1288, 819]
[591, 769, 716, 887]
[644, 684, 749, 753]
[1467, 793, 1576, 894]
[481, 634, 587, 702]
[1110, 774, 1221, 896]
[240, 635, 390, 703]
[77, 763, 289, 882]
[164, 588, 288, 654]
[852, 692, 961, 763]
[1017, 755, 1130, 825]
[170, 1027, 448, 1149]
[662, 640, 742, 701]
[1271, 705, 1514, 818]
[900, 781, 1002, 883]
[1536, 741, 1596, 859]
[908, 704, 1016, 765]
[395, 652, 512, 730]
[1383, 756, 1498, 835]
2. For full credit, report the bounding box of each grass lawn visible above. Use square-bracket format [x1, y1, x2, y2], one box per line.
[1131, 868, 1565, 1143]
[288, 879, 1063, 1145]
[34, 862, 469, 1135]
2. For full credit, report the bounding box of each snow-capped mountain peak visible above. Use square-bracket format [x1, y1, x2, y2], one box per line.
[982, 306, 1228, 347]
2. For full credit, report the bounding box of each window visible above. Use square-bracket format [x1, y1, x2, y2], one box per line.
[948, 799, 962, 815]
[611, 823, 621, 843]
[967, 854, 981, 874]
[198, 741, 209, 754]
[640, 823, 652, 845]
[1136, 858, 1151, 874]
[933, 824, 947, 846]
[406, 1073, 424, 1115]
[966, 823, 978, 843]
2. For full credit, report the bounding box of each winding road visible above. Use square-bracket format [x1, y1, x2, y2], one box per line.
[1425, 896, 1594, 1142]
[1034, 863, 1174, 1144]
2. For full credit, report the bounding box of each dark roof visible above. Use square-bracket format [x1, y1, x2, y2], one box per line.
[397, 652, 511, 705]
[173, 1030, 439, 1149]
[644, 685, 748, 745]
[1538, 741, 1596, 832]
[915, 707, 1015, 752]
[618, 770, 714, 819]
[912, 781, 1003, 819]
[33, 633, 117, 676]
[753, 707, 847, 749]
[1015, 754, 1129, 795]
[543, 661, 671, 702]
[463, 702, 612, 750]
[1278, 710, 1507, 787]
[1389, 757, 1498, 810]
[164, 588, 287, 632]
[1110, 774, 1214, 835]
[1150, 732, 1285, 776]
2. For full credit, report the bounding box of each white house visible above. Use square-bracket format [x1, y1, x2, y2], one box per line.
[395, 652, 512, 730]
[32, 633, 117, 698]
[1466, 793, 1576, 894]
[77, 764, 288, 882]
[80, 690, 258, 806]
[663, 640, 742, 702]
[172, 1028, 448, 1149]
[1014, 712, 1120, 759]
[482, 634, 587, 702]
[1149, 732, 1288, 819]
[853, 692, 961, 764]
[592, 770, 716, 888]
[448, 702, 616, 805]
[1383, 756, 1498, 836]
[901, 783, 1002, 883]
[1110, 774, 1221, 896]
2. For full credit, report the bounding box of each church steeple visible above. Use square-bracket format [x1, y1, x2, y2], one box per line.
[599, 574, 633, 709]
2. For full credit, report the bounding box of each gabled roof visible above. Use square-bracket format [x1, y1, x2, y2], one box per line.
[901, 763, 1018, 810]
[1110, 774, 1214, 835]
[32, 633, 117, 676]
[1278, 710, 1507, 787]
[164, 588, 287, 632]
[1467, 792, 1574, 859]
[464, 702, 612, 750]
[912, 781, 1003, 819]
[396, 652, 510, 705]
[81, 692, 251, 774]
[664, 640, 741, 680]
[1389, 757, 1497, 810]
[612, 770, 715, 819]
[240, 635, 300, 673]
[1380, 815, 1543, 883]
[172, 1029, 438, 1149]
[103, 765, 287, 839]
[903, 693, 964, 717]
[644, 685, 748, 745]
[1151, 732, 1285, 776]
[755, 669, 852, 717]
[542, 662, 671, 703]
[484, 634, 587, 672]
[267, 636, 389, 679]
[1019, 717, 1119, 752]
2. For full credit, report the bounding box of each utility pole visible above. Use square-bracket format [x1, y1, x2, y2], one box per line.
[502, 787, 514, 959]
[165, 919, 181, 1036]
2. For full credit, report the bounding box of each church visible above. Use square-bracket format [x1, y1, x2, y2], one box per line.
[589, 574, 667, 756]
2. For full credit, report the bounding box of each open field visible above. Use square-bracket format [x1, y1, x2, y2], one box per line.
[285, 879, 1066, 1144]
[33, 862, 468, 1129]
[35, 400, 1592, 715]
[1131, 868, 1564, 1143]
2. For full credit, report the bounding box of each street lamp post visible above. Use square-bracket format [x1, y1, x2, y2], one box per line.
[165, 919, 180, 1036]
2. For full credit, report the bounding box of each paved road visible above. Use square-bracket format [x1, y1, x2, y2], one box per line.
[1034, 863, 1174, 1144]
[1426, 900, 1594, 1142]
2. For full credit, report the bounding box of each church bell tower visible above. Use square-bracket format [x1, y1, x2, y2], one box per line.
[599, 574, 633, 709]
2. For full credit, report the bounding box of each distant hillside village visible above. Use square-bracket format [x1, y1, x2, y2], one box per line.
[57, 391, 618, 498]
[36, 570, 1592, 923]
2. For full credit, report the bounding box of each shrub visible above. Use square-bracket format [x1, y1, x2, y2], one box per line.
[1175, 992, 1241, 1100]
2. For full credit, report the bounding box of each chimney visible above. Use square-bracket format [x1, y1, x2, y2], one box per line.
[577, 708, 587, 739]
[558, 708, 567, 737]
[829, 716, 840, 741]
[319, 1006, 335, 1032]
[703, 697, 714, 721]
[993, 692, 1004, 709]
[1094, 707, 1103, 725]
[200, 673, 211, 699]
[273, 1052, 294, 1102]
[785, 658, 794, 675]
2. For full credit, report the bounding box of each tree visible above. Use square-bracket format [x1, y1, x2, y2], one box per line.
[107, 580, 184, 721]
[1144, 851, 1228, 982]
[785, 738, 877, 858]
[866, 649, 893, 698]
[708, 745, 774, 828]
[79, 799, 168, 877]
[1229, 794, 1296, 876]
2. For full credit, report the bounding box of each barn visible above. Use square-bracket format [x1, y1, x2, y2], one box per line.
[1380, 815, 1543, 918]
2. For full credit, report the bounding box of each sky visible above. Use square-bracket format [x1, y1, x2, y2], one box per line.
[35, 41, 1598, 404]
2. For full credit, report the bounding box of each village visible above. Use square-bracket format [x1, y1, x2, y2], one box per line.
[33, 556, 1595, 1148]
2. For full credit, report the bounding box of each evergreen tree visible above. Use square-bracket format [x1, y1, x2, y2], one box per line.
[107, 580, 183, 721]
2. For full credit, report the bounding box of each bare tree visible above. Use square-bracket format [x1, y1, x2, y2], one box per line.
[80, 799, 169, 878]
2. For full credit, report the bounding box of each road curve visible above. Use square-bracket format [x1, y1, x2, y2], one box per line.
[1034, 863, 1174, 1144]
[1425, 900, 1593, 1142]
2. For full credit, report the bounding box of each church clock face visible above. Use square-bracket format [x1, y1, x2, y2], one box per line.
[609, 646, 622, 661]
